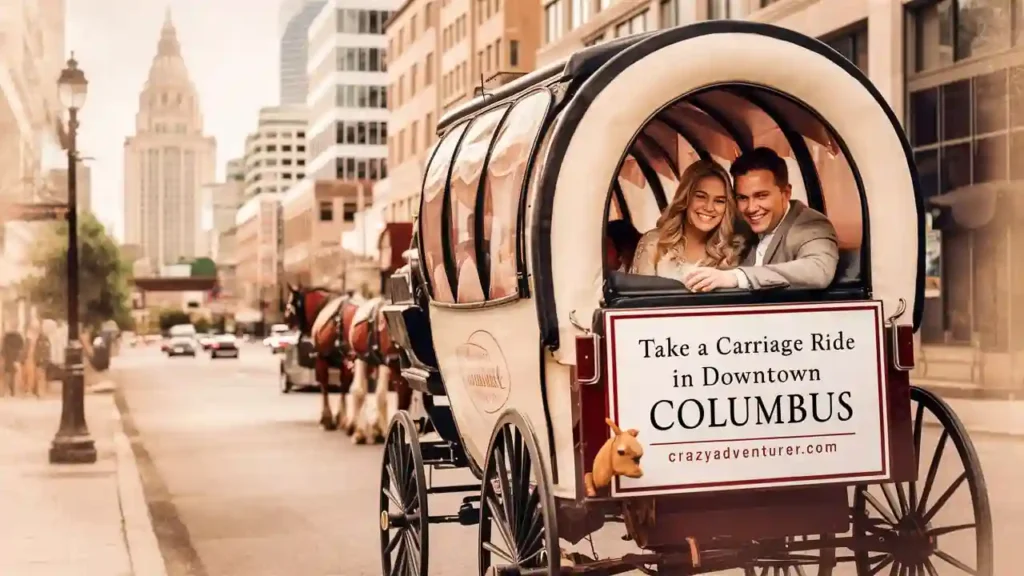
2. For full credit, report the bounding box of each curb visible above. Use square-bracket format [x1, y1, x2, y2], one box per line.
[916, 382, 1023, 402]
[111, 406, 169, 576]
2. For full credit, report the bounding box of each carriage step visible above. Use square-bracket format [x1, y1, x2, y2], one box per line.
[426, 484, 478, 495]
[458, 500, 480, 526]
[424, 501, 480, 526]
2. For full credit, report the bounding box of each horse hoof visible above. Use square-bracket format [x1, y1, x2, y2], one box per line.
[320, 417, 338, 431]
[353, 434, 366, 445]
[373, 433, 385, 444]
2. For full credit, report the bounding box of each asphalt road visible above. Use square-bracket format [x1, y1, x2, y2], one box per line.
[114, 344, 1023, 576]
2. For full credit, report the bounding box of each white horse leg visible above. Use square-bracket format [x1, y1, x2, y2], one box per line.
[373, 364, 390, 443]
[350, 359, 368, 444]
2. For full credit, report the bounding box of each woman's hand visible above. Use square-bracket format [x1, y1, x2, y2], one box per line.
[683, 267, 739, 292]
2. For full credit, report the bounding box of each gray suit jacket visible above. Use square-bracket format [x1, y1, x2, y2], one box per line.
[737, 200, 839, 290]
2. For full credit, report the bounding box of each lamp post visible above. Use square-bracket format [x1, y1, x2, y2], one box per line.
[49, 54, 96, 465]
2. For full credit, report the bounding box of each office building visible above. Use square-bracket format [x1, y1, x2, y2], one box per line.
[280, 0, 329, 105]
[376, 0, 542, 224]
[123, 11, 217, 270]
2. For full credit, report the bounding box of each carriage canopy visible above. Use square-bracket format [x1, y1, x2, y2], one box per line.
[420, 22, 923, 365]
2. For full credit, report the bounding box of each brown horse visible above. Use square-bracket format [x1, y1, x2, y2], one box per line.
[284, 286, 414, 443]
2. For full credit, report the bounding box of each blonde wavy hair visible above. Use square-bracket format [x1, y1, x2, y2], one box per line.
[652, 159, 743, 269]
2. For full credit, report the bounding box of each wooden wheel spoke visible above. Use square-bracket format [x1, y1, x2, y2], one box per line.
[493, 434, 516, 534]
[923, 558, 941, 576]
[483, 540, 516, 564]
[391, 538, 408, 576]
[933, 549, 977, 574]
[384, 487, 404, 511]
[867, 555, 894, 576]
[863, 489, 900, 525]
[404, 531, 421, 576]
[384, 531, 402, 555]
[927, 522, 976, 537]
[916, 431, 948, 516]
[486, 491, 517, 552]
[894, 483, 910, 516]
[502, 430, 519, 529]
[922, 471, 967, 525]
[880, 484, 903, 518]
[519, 506, 545, 561]
[515, 484, 538, 544]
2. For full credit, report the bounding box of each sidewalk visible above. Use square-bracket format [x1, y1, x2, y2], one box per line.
[914, 378, 1024, 437]
[0, 385, 166, 576]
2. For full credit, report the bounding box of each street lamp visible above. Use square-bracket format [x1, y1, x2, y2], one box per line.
[49, 53, 96, 465]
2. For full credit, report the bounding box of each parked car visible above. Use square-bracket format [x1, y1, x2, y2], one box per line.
[279, 336, 339, 393]
[198, 333, 217, 351]
[209, 334, 239, 359]
[166, 336, 197, 357]
[264, 332, 298, 354]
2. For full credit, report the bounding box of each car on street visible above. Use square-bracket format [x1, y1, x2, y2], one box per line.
[208, 334, 239, 359]
[264, 331, 298, 354]
[198, 333, 217, 351]
[166, 336, 197, 357]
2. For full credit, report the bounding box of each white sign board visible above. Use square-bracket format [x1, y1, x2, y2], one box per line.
[604, 301, 889, 496]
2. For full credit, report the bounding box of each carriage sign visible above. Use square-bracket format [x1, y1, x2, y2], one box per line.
[604, 301, 890, 496]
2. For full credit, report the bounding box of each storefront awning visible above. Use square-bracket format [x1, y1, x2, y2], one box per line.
[928, 182, 1016, 229]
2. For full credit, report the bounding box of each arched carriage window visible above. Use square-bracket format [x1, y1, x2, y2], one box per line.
[420, 89, 552, 305]
[608, 85, 865, 286]
[481, 90, 552, 300]
[421, 123, 468, 302]
[449, 105, 509, 303]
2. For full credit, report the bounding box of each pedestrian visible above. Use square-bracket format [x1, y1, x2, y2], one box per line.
[1, 331, 25, 397]
[32, 330, 51, 397]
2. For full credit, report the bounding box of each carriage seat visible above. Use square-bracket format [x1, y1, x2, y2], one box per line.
[831, 248, 861, 286]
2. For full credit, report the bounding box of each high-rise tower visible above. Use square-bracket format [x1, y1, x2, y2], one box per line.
[123, 9, 216, 271]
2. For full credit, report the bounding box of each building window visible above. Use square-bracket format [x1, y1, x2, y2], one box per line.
[760, 0, 779, 7]
[319, 201, 333, 222]
[343, 201, 357, 222]
[425, 52, 434, 84]
[910, 0, 1016, 74]
[545, 0, 565, 44]
[509, 39, 519, 67]
[571, 0, 589, 29]
[707, 0, 730, 20]
[659, 0, 678, 28]
[823, 23, 868, 73]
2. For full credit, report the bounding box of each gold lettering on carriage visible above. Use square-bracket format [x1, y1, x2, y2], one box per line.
[455, 330, 513, 414]
[604, 302, 890, 497]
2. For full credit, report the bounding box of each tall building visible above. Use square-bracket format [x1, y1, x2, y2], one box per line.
[280, 0, 328, 105]
[45, 163, 92, 214]
[0, 0, 66, 332]
[123, 10, 217, 270]
[242, 105, 308, 197]
[306, 0, 398, 184]
[376, 0, 541, 224]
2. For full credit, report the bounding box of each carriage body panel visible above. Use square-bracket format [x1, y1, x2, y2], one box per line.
[427, 299, 549, 475]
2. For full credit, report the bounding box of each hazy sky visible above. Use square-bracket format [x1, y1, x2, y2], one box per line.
[65, 0, 283, 241]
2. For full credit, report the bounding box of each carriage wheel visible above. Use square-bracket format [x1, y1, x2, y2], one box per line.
[852, 386, 993, 576]
[743, 534, 836, 576]
[479, 410, 559, 576]
[379, 411, 429, 576]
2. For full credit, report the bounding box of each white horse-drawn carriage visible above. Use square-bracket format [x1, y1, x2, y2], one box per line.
[379, 21, 993, 576]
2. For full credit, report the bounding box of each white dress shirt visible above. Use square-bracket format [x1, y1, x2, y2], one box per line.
[733, 203, 790, 289]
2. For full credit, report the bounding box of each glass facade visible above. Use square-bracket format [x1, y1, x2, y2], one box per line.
[907, 0, 1024, 353]
[279, 1, 326, 105]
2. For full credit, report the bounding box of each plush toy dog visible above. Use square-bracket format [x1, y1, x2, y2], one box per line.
[585, 418, 644, 497]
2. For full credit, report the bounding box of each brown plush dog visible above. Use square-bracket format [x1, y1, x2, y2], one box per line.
[585, 418, 644, 497]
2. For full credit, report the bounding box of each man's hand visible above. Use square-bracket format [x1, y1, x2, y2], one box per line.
[683, 267, 739, 293]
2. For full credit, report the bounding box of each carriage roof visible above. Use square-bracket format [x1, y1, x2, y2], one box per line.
[420, 21, 924, 365]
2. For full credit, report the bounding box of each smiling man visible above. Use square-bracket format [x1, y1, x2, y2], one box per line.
[684, 147, 839, 292]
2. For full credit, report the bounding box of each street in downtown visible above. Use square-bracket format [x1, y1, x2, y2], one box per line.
[110, 342, 1024, 576]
